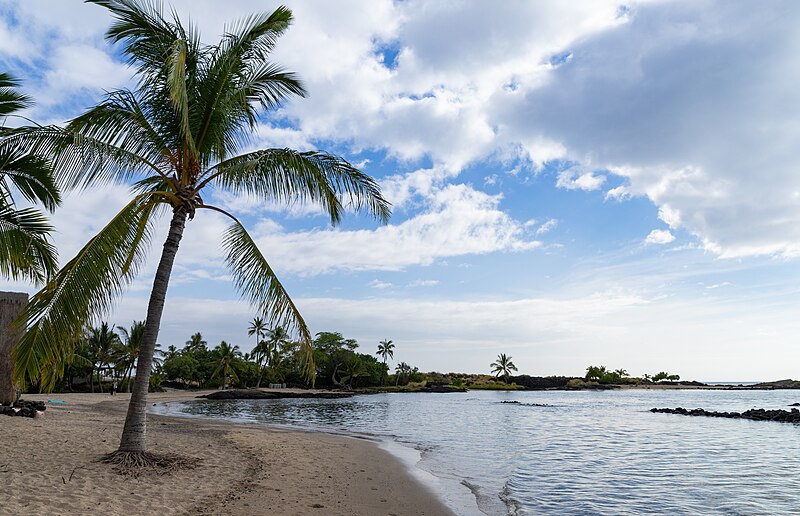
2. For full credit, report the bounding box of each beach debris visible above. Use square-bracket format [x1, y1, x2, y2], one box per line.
[47, 399, 68, 405]
[651, 407, 800, 423]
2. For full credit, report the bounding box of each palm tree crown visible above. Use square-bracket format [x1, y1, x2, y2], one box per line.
[13, 1, 390, 457]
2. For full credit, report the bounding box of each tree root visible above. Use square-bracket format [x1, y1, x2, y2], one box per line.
[100, 450, 199, 477]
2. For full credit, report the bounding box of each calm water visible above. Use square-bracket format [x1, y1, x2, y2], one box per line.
[153, 389, 800, 515]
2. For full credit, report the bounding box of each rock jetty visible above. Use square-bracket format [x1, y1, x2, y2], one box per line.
[651, 406, 800, 423]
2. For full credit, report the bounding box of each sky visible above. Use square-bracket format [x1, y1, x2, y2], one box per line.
[1, 0, 800, 381]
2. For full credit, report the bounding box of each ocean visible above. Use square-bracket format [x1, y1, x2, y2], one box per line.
[153, 389, 800, 515]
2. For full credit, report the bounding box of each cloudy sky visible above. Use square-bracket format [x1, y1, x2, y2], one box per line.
[2, 0, 800, 381]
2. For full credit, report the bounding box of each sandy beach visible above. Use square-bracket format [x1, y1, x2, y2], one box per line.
[0, 391, 453, 516]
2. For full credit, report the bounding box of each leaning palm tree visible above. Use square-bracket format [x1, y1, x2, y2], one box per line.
[211, 341, 240, 390]
[375, 339, 394, 386]
[0, 72, 59, 284]
[13, 1, 389, 465]
[490, 353, 518, 383]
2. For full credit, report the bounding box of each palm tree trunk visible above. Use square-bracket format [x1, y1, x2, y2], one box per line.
[117, 210, 187, 454]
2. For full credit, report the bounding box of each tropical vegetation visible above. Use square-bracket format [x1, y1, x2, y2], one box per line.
[490, 353, 518, 383]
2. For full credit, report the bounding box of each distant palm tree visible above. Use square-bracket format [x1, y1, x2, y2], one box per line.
[212, 341, 241, 390]
[248, 316, 266, 384]
[88, 322, 121, 392]
[255, 326, 288, 387]
[185, 332, 208, 352]
[395, 361, 412, 386]
[114, 320, 145, 392]
[375, 339, 394, 386]
[490, 353, 518, 383]
[340, 356, 367, 390]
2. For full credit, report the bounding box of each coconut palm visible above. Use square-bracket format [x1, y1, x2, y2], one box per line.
[0, 72, 59, 284]
[255, 325, 287, 387]
[395, 361, 412, 386]
[13, 1, 390, 463]
[87, 322, 122, 392]
[247, 316, 266, 384]
[114, 320, 145, 392]
[375, 339, 394, 386]
[490, 353, 518, 383]
[184, 332, 207, 352]
[211, 341, 240, 390]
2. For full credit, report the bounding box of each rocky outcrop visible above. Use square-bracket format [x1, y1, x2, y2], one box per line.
[651, 406, 800, 423]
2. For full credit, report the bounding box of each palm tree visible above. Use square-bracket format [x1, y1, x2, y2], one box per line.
[490, 353, 518, 383]
[211, 341, 240, 390]
[247, 316, 266, 384]
[0, 72, 59, 283]
[184, 332, 207, 352]
[114, 320, 145, 392]
[87, 322, 121, 392]
[255, 325, 287, 387]
[375, 339, 394, 386]
[395, 361, 412, 386]
[12, 1, 390, 463]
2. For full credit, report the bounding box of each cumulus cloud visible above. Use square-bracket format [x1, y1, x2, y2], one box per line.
[645, 229, 676, 245]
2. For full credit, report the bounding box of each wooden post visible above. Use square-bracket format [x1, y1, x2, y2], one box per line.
[0, 291, 28, 405]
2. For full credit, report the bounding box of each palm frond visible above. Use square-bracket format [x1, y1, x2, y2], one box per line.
[0, 142, 60, 210]
[0, 72, 31, 118]
[13, 194, 161, 387]
[220, 220, 315, 385]
[0, 203, 57, 283]
[8, 125, 160, 191]
[208, 149, 391, 225]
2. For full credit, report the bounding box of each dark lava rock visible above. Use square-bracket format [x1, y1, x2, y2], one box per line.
[198, 389, 355, 400]
[651, 406, 800, 424]
[1, 399, 45, 417]
[790, 403, 800, 407]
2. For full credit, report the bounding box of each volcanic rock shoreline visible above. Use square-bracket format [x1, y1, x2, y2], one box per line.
[651, 406, 800, 423]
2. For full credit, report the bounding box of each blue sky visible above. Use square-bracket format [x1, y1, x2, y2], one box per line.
[2, 0, 800, 381]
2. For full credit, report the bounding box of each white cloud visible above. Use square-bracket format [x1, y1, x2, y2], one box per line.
[369, 279, 393, 289]
[555, 168, 606, 191]
[407, 279, 439, 287]
[645, 229, 676, 245]
[535, 218, 558, 235]
[248, 183, 539, 275]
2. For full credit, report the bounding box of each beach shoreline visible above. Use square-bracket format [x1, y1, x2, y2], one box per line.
[0, 391, 454, 515]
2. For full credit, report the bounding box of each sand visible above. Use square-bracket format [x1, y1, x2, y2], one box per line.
[0, 391, 454, 516]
